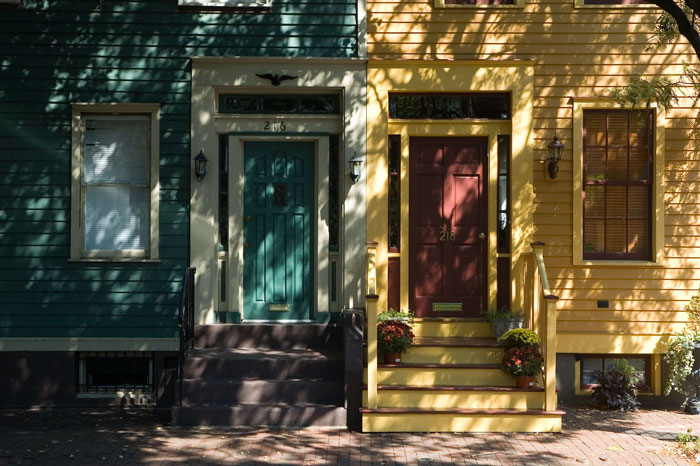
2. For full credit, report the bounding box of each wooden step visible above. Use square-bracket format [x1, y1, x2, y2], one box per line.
[403, 337, 502, 364]
[360, 408, 564, 433]
[362, 385, 545, 410]
[364, 363, 514, 386]
[410, 318, 493, 338]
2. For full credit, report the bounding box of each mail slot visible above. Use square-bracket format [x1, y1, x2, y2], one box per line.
[269, 303, 290, 312]
[432, 303, 462, 312]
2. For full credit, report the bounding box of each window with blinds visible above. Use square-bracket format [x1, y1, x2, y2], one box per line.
[582, 110, 653, 260]
[82, 116, 151, 254]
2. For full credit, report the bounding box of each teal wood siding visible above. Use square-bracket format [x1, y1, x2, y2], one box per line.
[0, 0, 358, 339]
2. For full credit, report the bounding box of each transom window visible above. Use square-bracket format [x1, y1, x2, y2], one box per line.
[219, 94, 340, 114]
[583, 109, 653, 260]
[389, 93, 510, 120]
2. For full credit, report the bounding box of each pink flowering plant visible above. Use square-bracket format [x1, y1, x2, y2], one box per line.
[377, 320, 415, 354]
[501, 346, 543, 377]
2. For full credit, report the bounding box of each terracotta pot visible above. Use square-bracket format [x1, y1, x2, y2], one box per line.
[515, 375, 535, 389]
[384, 352, 402, 364]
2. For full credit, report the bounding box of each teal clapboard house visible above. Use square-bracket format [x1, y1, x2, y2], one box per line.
[0, 0, 367, 419]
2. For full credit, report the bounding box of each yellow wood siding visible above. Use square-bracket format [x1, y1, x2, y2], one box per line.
[368, 0, 700, 352]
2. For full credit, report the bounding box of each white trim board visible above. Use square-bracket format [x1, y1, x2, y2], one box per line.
[0, 338, 179, 352]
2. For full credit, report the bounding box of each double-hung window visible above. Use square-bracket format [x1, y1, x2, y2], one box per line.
[582, 109, 653, 261]
[71, 104, 160, 260]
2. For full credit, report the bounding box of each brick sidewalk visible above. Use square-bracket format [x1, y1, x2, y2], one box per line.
[1, 405, 699, 465]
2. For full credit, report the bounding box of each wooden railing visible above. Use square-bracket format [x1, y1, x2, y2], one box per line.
[365, 242, 379, 409]
[523, 242, 559, 411]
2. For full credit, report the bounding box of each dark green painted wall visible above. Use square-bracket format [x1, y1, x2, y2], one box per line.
[0, 0, 358, 338]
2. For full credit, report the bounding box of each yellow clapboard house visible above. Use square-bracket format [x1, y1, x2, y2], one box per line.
[362, 0, 694, 432]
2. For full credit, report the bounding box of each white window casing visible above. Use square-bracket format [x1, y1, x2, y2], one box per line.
[70, 103, 160, 261]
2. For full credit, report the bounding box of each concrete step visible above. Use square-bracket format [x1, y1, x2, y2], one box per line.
[172, 403, 347, 427]
[360, 408, 564, 432]
[181, 379, 344, 405]
[364, 363, 515, 387]
[184, 348, 343, 380]
[193, 323, 342, 350]
[363, 385, 545, 410]
[410, 318, 493, 338]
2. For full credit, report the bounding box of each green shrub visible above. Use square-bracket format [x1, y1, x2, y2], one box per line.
[676, 429, 696, 443]
[377, 309, 414, 323]
[498, 328, 540, 350]
[484, 307, 523, 322]
[591, 359, 640, 412]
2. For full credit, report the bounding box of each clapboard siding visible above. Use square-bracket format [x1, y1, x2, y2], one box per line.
[368, 0, 700, 339]
[0, 0, 357, 339]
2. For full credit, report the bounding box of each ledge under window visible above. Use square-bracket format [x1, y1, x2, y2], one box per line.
[434, 0, 524, 8]
[178, 0, 272, 11]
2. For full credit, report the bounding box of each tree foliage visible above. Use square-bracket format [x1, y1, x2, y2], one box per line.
[611, 0, 700, 108]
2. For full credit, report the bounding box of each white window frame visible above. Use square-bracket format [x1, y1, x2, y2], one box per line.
[70, 103, 160, 261]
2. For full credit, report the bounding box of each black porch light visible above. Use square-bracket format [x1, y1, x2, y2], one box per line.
[349, 153, 363, 183]
[194, 150, 208, 181]
[547, 135, 564, 179]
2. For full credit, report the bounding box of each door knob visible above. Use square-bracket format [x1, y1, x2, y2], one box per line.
[244, 242, 251, 249]
[478, 232, 485, 240]
[244, 215, 252, 223]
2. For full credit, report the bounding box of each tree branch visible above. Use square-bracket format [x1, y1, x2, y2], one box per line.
[650, 0, 700, 61]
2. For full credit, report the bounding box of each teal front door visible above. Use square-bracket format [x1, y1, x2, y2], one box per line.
[243, 141, 314, 321]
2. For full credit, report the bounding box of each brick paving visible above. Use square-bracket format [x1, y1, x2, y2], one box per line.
[1, 405, 699, 465]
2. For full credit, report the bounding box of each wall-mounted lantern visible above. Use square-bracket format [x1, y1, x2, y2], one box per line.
[349, 153, 363, 183]
[194, 150, 208, 181]
[547, 135, 564, 179]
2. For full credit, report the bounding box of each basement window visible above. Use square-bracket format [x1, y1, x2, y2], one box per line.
[78, 352, 153, 395]
[578, 354, 650, 390]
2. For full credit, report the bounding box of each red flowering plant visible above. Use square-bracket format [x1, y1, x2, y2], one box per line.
[377, 319, 415, 354]
[501, 346, 543, 377]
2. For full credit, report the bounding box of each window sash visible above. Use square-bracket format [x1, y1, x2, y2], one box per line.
[81, 114, 152, 255]
[582, 110, 653, 260]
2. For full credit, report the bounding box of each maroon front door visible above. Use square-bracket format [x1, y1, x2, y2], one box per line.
[409, 137, 487, 317]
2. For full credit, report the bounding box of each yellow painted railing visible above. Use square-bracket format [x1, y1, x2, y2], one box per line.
[524, 242, 559, 411]
[366, 242, 379, 409]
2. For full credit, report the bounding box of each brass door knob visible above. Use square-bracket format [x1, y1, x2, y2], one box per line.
[244, 242, 251, 248]
[244, 215, 252, 222]
[478, 232, 485, 240]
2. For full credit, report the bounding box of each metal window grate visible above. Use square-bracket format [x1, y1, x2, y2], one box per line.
[78, 351, 153, 394]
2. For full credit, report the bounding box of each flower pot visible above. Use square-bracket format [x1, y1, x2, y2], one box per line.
[384, 352, 402, 364]
[490, 318, 524, 339]
[515, 375, 535, 389]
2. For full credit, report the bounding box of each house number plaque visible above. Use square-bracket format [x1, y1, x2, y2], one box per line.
[439, 231, 456, 241]
[263, 120, 286, 132]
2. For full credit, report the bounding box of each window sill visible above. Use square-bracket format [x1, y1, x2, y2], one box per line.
[68, 258, 161, 264]
[178, 0, 271, 11]
[574, 260, 662, 268]
[573, 3, 656, 8]
[433, 4, 524, 8]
